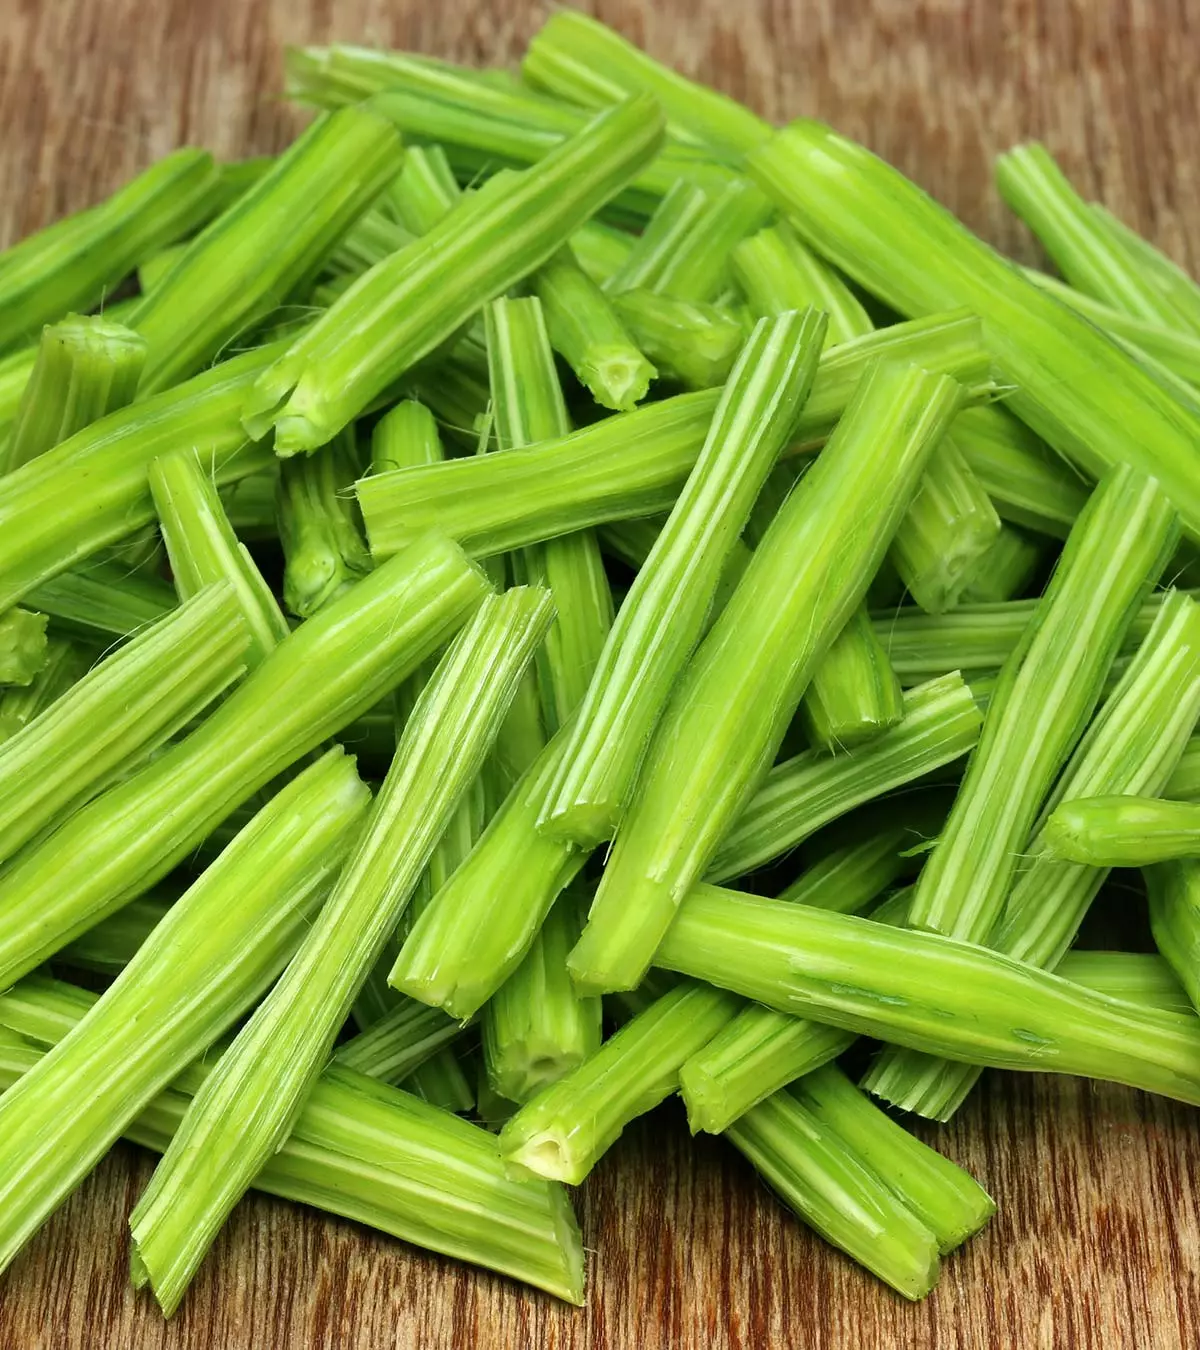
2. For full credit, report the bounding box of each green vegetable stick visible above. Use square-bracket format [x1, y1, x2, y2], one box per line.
[1043, 797, 1200, 866]
[0, 584, 252, 864]
[334, 999, 467, 1087]
[244, 97, 667, 456]
[1088, 204, 1200, 338]
[709, 680, 981, 885]
[130, 105, 403, 394]
[655, 884, 1200, 1106]
[218, 468, 279, 540]
[0, 750, 368, 1276]
[0, 636, 88, 743]
[358, 309, 992, 560]
[532, 247, 656, 411]
[129, 588, 552, 1314]
[950, 404, 1089, 540]
[0, 344, 278, 613]
[0, 149, 219, 353]
[487, 297, 613, 733]
[23, 562, 176, 643]
[57, 888, 177, 975]
[724, 1085, 941, 1301]
[569, 363, 966, 994]
[904, 465, 1177, 942]
[732, 223, 872, 344]
[606, 181, 712, 293]
[3, 315, 147, 473]
[522, 10, 773, 158]
[150, 450, 290, 666]
[386, 144, 461, 234]
[482, 887, 602, 1104]
[610, 288, 746, 390]
[404, 1050, 476, 1114]
[0, 977, 584, 1304]
[957, 525, 1044, 604]
[542, 309, 827, 845]
[370, 399, 444, 475]
[0, 608, 48, 685]
[746, 119, 1200, 546]
[791, 1064, 995, 1254]
[285, 45, 734, 226]
[390, 725, 588, 1019]
[327, 209, 415, 277]
[499, 979, 740, 1184]
[277, 428, 372, 618]
[869, 591, 1200, 1118]
[570, 218, 635, 287]
[798, 607, 906, 753]
[1057, 950, 1194, 1016]
[647, 179, 775, 304]
[0, 533, 489, 986]
[1147, 862, 1200, 1014]
[137, 243, 189, 294]
[1166, 734, 1200, 801]
[995, 143, 1187, 330]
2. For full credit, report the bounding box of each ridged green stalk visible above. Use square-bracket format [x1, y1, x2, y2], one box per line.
[522, 10, 773, 158]
[0, 149, 219, 352]
[569, 365, 965, 993]
[904, 466, 1177, 942]
[0, 584, 251, 865]
[277, 429, 371, 618]
[1044, 797, 1200, 866]
[405, 1050, 476, 1114]
[958, 526, 1043, 604]
[244, 98, 666, 455]
[482, 888, 602, 1104]
[0, 637, 88, 743]
[0, 977, 584, 1304]
[0, 344, 277, 613]
[0, 751, 367, 1277]
[610, 289, 746, 389]
[3, 315, 146, 473]
[747, 118, 1200, 546]
[542, 309, 827, 845]
[1058, 951, 1193, 1015]
[218, 468, 279, 539]
[1147, 862, 1200, 1013]
[532, 248, 656, 411]
[641, 178, 774, 304]
[370, 398, 443, 475]
[391, 725, 589, 1020]
[0, 609, 47, 685]
[570, 218, 635, 286]
[23, 562, 176, 642]
[57, 889, 176, 975]
[708, 672, 980, 882]
[130, 105, 403, 393]
[129, 588, 552, 1314]
[499, 980, 739, 1184]
[995, 144, 1192, 331]
[1166, 736, 1200, 800]
[798, 608, 906, 752]
[1087, 204, 1200, 338]
[334, 999, 467, 1086]
[656, 885, 1200, 1107]
[358, 309, 991, 560]
[150, 450, 289, 665]
[386, 144, 461, 234]
[487, 297, 613, 734]
[607, 181, 712, 293]
[0, 534, 488, 986]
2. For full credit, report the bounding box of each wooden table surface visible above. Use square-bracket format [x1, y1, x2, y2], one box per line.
[2, 1, 1200, 1346]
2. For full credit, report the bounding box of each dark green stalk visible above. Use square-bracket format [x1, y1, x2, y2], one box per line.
[798, 608, 905, 753]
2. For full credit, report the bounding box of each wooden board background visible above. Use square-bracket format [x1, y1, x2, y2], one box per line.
[2, 1, 1200, 1346]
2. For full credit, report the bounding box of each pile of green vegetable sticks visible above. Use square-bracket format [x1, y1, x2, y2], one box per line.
[2, 9, 1200, 1314]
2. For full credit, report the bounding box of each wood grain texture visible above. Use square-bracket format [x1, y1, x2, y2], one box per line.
[1, 1, 1199, 1346]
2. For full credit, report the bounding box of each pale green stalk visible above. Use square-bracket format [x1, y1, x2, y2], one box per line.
[0, 751, 367, 1277]
[487, 297, 614, 733]
[606, 181, 712, 293]
[798, 608, 906, 753]
[23, 562, 176, 642]
[335, 999, 469, 1086]
[244, 98, 666, 455]
[569, 218, 635, 286]
[499, 980, 739, 1185]
[405, 1051, 476, 1114]
[0, 609, 47, 685]
[655, 885, 1200, 1107]
[610, 289, 746, 389]
[57, 888, 177, 975]
[386, 144, 461, 234]
[277, 428, 371, 618]
[1043, 797, 1200, 866]
[643, 178, 774, 304]
[958, 526, 1043, 604]
[0, 149, 219, 352]
[569, 364, 966, 994]
[1057, 951, 1193, 1015]
[3, 315, 146, 473]
[532, 247, 656, 411]
[522, 10, 773, 157]
[904, 466, 1177, 942]
[995, 143, 1188, 330]
[482, 888, 602, 1104]
[0, 976, 585, 1304]
[370, 399, 444, 475]
[130, 105, 403, 393]
[0, 534, 489, 986]
[0, 584, 251, 865]
[543, 309, 826, 845]
[0, 344, 278, 613]
[746, 119, 1200, 546]
[150, 450, 289, 665]
[358, 309, 992, 560]
[1088, 204, 1200, 338]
